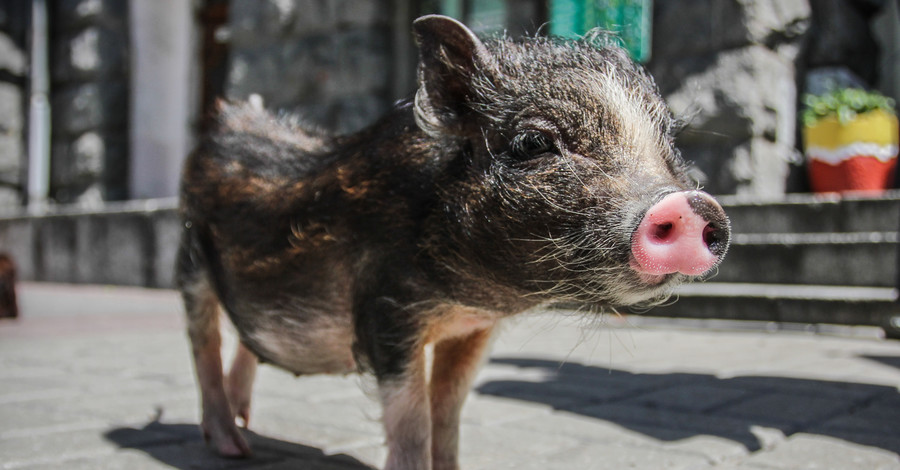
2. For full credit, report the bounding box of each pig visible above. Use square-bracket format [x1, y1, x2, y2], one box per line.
[0, 253, 17, 319]
[176, 14, 730, 470]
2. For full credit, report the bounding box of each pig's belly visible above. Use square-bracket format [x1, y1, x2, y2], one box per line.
[237, 306, 357, 376]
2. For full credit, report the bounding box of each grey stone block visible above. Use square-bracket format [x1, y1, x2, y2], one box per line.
[660, 46, 795, 144]
[652, 43, 799, 197]
[152, 209, 181, 289]
[72, 213, 105, 283]
[647, 283, 897, 326]
[652, 0, 811, 58]
[42, 0, 129, 210]
[0, 203, 183, 288]
[36, 217, 78, 283]
[0, 133, 23, 176]
[0, 217, 34, 280]
[0, 81, 23, 133]
[51, 26, 128, 82]
[722, 197, 843, 234]
[55, 0, 128, 29]
[0, 187, 21, 207]
[103, 213, 153, 286]
[52, 133, 103, 184]
[69, 213, 150, 286]
[715, 232, 898, 287]
[681, 138, 797, 197]
[50, 132, 129, 203]
[650, 0, 806, 197]
[0, 30, 26, 76]
[52, 82, 128, 136]
[719, 192, 900, 234]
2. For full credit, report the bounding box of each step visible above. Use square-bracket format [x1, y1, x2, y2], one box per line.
[718, 191, 900, 234]
[711, 232, 898, 287]
[645, 282, 899, 328]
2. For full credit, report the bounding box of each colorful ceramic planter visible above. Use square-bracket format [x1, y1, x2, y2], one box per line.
[803, 109, 899, 194]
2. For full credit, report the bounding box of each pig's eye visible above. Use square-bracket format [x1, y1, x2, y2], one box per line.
[510, 130, 555, 160]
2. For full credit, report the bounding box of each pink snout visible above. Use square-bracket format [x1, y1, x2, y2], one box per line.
[631, 190, 730, 278]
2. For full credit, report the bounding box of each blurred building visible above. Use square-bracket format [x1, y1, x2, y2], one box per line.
[0, 0, 898, 204]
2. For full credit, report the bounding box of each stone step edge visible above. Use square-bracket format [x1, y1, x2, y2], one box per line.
[640, 283, 899, 328]
[716, 189, 900, 207]
[672, 282, 897, 302]
[730, 232, 898, 244]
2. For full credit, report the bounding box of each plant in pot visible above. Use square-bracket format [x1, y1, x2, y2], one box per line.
[802, 88, 898, 194]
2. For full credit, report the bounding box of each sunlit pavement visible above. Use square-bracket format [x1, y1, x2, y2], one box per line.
[1, 283, 899, 469]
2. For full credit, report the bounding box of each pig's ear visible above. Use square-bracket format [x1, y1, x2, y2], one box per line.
[412, 15, 498, 135]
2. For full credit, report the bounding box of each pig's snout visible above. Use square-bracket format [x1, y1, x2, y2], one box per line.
[631, 191, 730, 279]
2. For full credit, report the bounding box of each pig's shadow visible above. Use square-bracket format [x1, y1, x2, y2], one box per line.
[104, 421, 374, 469]
[476, 357, 900, 454]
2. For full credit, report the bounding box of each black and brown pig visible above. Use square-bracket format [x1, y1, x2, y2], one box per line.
[177, 14, 730, 470]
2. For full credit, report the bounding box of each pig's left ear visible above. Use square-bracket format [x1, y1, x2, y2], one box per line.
[412, 15, 499, 135]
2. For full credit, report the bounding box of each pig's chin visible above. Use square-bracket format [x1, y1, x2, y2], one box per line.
[628, 258, 672, 286]
[614, 265, 686, 306]
[635, 271, 668, 285]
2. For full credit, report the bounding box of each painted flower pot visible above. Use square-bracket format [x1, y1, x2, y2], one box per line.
[803, 109, 899, 194]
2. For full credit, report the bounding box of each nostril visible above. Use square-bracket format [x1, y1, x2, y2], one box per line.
[702, 223, 728, 256]
[702, 224, 718, 249]
[652, 222, 675, 242]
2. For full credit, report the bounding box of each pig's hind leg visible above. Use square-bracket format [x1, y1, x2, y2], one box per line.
[178, 230, 252, 458]
[182, 277, 252, 457]
[226, 341, 258, 427]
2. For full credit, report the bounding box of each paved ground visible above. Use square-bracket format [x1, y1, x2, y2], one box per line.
[1, 283, 899, 470]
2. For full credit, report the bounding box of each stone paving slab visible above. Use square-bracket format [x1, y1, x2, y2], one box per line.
[1, 283, 899, 469]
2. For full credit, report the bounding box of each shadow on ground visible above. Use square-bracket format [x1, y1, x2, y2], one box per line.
[105, 421, 374, 469]
[863, 354, 900, 371]
[476, 357, 900, 455]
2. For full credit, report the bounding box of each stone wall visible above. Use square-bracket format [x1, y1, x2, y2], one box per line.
[648, 0, 893, 197]
[649, 0, 812, 197]
[0, 0, 894, 210]
[49, 0, 130, 203]
[225, 0, 398, 134]
[0, 199, 180, 288]
[0, 1, 27, 207]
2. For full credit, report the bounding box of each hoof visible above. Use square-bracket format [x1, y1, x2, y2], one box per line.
[202, 421, 252, 458]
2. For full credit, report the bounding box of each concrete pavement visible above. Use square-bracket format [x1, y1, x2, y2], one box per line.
[1, 283, 899, 469]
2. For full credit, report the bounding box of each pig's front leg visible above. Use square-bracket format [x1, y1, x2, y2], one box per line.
[429, 327, 494, 470]
[356, 289, 434, 470]
[379, 354, 432, 470]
